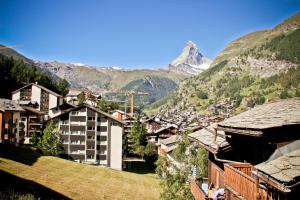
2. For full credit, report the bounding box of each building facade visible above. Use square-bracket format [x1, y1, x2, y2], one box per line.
[52, 105, 126, 170]
[0, 99, 25, 144]
[12, 82, 63, 119]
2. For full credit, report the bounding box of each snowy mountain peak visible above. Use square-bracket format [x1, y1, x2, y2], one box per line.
[170, 41, 211, 75]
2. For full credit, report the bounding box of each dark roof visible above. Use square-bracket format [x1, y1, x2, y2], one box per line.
[154, 124, 177, 134]
[49, 104, 125, 125]
[218, 98, 300, 136]
[50, 102, 76, 110]
[12, 83, 62, 97]
[22, 106, 45, 115]
[189, 126, 229, 154]
[0, 99, 24, 112]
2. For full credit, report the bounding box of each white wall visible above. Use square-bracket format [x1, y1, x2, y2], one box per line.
[49, 94, 58, 110]
[110, 123, 123, 170]
[12, 92, 20, 101]
[31, 85, 41, 110]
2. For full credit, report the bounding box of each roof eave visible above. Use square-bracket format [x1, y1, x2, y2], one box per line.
[217, 125, 264, 137]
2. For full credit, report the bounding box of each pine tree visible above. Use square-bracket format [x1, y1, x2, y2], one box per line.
[38, 121, 63, 156]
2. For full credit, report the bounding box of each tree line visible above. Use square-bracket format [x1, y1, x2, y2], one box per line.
[0, 55, 69, 98]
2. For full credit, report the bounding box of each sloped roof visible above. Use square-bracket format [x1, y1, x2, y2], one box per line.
[218, 98, 300, 135]
[154, 124, 177, 134]
[160, 135, 180, 146]
[188, 126, 228, 154]
[0, 99, 24, 112]
[12, 83, 62, 97]
[22, 106, 45, 115]
[255, 148, 300, 184]
[49, 104, 125, 125]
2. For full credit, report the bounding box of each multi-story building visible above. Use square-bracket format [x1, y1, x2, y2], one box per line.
[0, 99, 25, 144]
[20, 106, 45, 144]
[12, 82, 63, 119]
[51, 104, 126, 170]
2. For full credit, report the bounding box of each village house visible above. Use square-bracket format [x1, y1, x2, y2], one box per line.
[50, 104, 126, 170]
[143, 116, 161, 134]
[154, 124, 178, 144]
[0, 99, 25, 144]
[189, 98, 300, 200]
[158, 134, 180, 157]
[12, 82, 63, 119]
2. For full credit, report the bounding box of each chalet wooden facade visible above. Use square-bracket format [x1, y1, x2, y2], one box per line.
[189, 98, 300, 200]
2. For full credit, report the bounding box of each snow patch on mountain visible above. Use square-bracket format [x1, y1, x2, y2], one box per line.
[169, 41, 211, 75]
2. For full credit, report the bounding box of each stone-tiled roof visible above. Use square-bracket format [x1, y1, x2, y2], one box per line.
[160, 135, 180, 146]
[255, 148, 300, 184]
[218, 98, 300, 135]
[188, 126, 228, 154]
[0, 99, 24, 112]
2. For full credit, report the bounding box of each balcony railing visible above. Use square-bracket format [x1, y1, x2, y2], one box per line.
[190, 180, 208, 200]
[224, 163, 256, 200]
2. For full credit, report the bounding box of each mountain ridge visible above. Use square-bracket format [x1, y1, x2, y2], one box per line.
[149, 12, 300, 116]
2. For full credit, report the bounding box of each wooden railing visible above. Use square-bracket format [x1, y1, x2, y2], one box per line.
[190, 180, 207, 200]
[224, 163, 256, 200]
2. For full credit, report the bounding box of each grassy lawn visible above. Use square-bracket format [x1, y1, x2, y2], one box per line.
[0, 145, 160, 200]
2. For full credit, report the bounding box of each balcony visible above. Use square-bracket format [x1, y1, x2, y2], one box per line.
[190, 180, 208, 200]
[224, 163, 256, 200]
[70, 150, 85, 154]
[70, 121, 86, 126]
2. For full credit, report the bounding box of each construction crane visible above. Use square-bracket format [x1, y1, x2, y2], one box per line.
[118, 90, 149, 116]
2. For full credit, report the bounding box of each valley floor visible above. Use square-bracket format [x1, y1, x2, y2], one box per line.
[0, 145, 160, 200]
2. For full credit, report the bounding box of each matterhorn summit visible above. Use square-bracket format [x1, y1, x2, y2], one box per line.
[169, 41, 211, 75]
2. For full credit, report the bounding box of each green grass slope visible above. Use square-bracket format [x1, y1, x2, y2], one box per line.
[0, 145, 160, 200]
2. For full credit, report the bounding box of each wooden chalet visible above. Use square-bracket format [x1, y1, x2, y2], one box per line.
[154, 124, 178, 144]
[189, 98, 300, 200]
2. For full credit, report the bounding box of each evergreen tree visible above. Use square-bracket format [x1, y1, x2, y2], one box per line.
[30, 131, 40, 148]
[38, 121, 63, 156]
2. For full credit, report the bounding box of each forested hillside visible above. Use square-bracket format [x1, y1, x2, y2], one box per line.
[0, 55, 69, 98]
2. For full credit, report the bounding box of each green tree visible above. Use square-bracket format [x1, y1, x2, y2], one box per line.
[30, 131, 40, 148]
[129, 120, 147, 157]
[55, 79, 69, 97]
[156, 131, 208, 200]
[144, 141, 158, 165]
[156, 131, 194, 200]
[280, 89, 289, 99]
[78, 92, 86, 104]
[97, 99, 119, 113]
[38, 121, 63, 156]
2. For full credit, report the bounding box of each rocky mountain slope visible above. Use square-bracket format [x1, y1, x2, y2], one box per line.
[169, 41, 211, 75]
[2, 42, 208, 103]
[151, 12, 300, 116]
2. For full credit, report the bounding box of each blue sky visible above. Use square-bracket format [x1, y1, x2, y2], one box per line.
[0, 0, 299, 68]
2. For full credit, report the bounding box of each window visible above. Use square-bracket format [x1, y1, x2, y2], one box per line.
[97, 135, 100, 141]
[88, 116, 95, 121]
[87, 155, 94, 159]
[87, 145, 95, 150]
[88, 126, 95, 131]
[87, 135, 94, 140]
[100, 126, 107, 132]
[97, 117, 101, 122]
